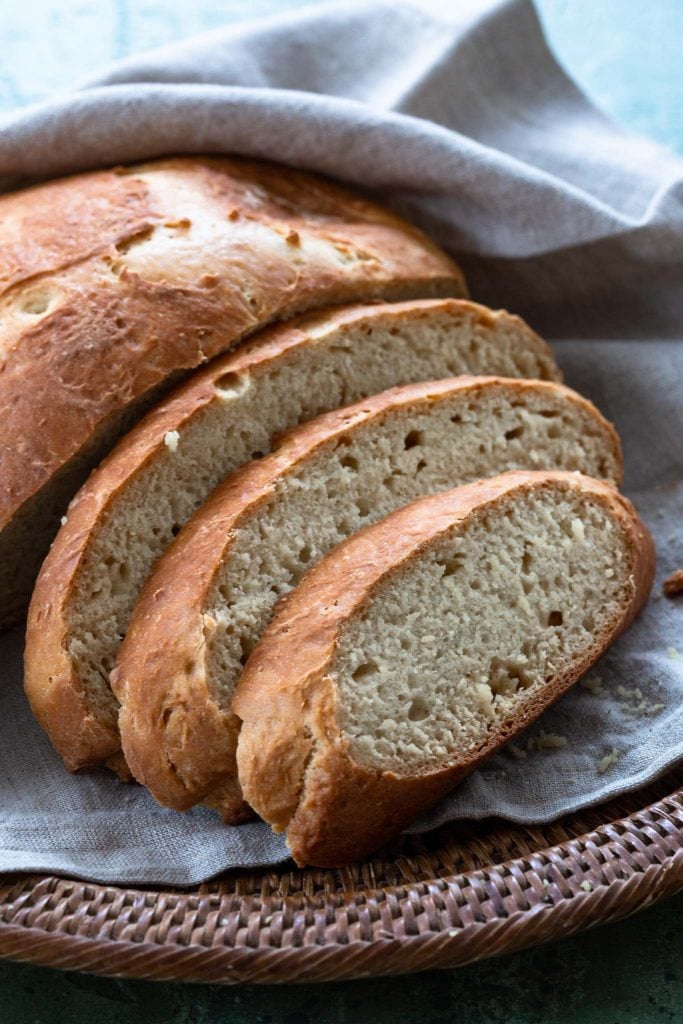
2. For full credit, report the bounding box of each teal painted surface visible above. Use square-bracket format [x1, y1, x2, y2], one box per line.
[0, 1, 682, 154]
[0, 0, 681, 1016]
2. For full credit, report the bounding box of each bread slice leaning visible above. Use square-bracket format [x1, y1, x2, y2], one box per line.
[25, 299, 559, 775]
[234, 471, 654, 867]
[0, 155, 466, 629]
[110, 378, 622, 821]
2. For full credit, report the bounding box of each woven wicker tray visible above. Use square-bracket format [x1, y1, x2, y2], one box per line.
[0, 767, 680, 984]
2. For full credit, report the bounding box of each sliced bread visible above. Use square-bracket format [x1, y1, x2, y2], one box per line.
[234, 471, 654, 867]
[25, 299, 559, 773]
[110, 378, 622, 820]
[0, 156, 466, 628]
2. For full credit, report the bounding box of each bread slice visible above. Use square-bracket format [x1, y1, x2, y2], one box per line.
[109, 378, 622, 820]
[0, 156, 466, 628]
[234, 471, 654, 867]
[24, 299, 559, 774]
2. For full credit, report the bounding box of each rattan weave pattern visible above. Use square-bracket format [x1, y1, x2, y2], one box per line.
[0, 770, 681, 983]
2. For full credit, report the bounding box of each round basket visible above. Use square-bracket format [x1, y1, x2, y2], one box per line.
[0, 768, 681, 985]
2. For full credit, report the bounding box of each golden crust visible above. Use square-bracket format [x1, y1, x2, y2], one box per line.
[110, 379, 622, 815]
[1, 155, 466, 626]
[24, 299, 558, 773]
[234, 471, 655, 867]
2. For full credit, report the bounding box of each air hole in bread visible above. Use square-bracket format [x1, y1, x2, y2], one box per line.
[450, 414, 463, 424]
[19, 291, 54, 316]
[505, 425, 524, 441]
[408, 696, 429, 722]
[299, 545, 312, 564]
[437, 554, 464, 578]
[351, 661, 379, 683]
[214, 371, 251, 400]
[403, 430, 423, 450]
[340, 454, 359, 471]
[115, 227, 155, 254]
[382, 475, 402, 493]
[547, 610, 564, 626]
[170, 523, 181, 537]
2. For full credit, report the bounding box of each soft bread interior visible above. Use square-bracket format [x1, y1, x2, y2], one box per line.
[204, 386, 619, 725]
[333, 487, 632, 773]
[66, 308, 558, 730]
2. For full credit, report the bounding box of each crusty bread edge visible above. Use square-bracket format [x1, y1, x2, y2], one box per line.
[234, 471, 654, 867]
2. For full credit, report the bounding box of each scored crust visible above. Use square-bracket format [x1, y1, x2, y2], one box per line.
[24, 299, 560, 772]
[233, 471, 655, 867]
[0, 155, 466, 626]
[109, 379, 622, 815]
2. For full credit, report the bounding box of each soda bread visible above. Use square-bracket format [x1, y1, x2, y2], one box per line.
[25, 299, 559, 773]
[234, 471, 654, 867]
[110, 379, 622, 820]
[0, 156, 465, 626]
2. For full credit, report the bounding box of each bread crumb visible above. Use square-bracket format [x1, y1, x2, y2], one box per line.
[663, 568, 683, 597]
[525, 731, 567, 753]
[667, 645, 681, 660]
[598, 747, 620, 773]
[542, 878, 550, 887]
[535, 731, 567, 751]
[60, 515, 68, 526]
[507, 743, 528, 761]
[580, 881, 593, 892]
[164, 430, 180, 452]
[580, 674, 605, 695]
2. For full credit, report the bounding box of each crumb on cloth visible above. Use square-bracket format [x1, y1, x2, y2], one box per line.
[598, 747, 620, 774]
[663, 568, 683, 597]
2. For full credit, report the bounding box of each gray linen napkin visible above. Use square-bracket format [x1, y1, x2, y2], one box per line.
[0, 0, 681, 885]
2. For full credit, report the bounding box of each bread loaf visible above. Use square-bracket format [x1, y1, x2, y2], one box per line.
[25, 299, 559, 773]
[234, 471, 654, 867]
[110, 378, 622, 820]
[0, 156, 465, 626]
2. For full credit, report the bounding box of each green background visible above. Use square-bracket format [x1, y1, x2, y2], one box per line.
[1, 1, 682, 1019]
